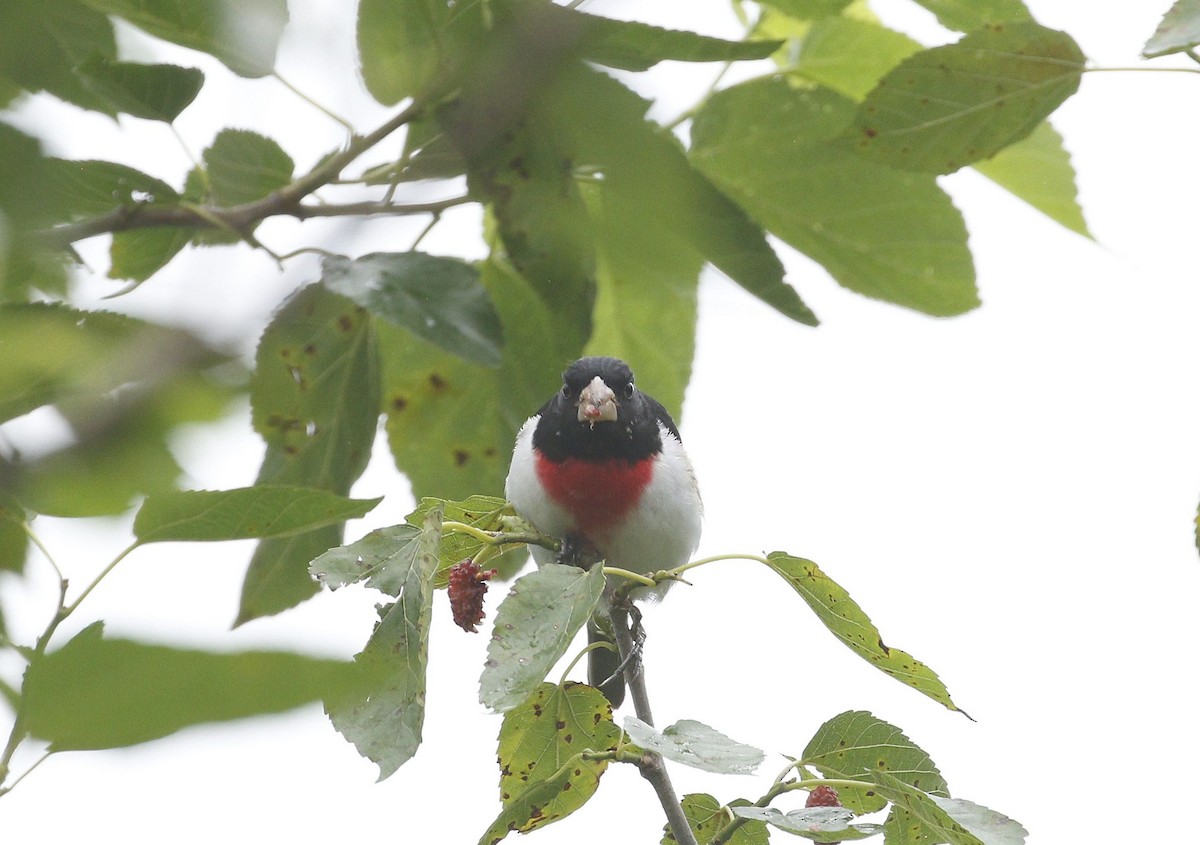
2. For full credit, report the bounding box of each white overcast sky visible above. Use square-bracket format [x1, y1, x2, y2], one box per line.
[3, 2, 1199, 844]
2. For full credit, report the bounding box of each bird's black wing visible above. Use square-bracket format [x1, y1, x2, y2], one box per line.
[643, 394, 683, 442]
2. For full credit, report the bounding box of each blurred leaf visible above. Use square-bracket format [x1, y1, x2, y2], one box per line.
[1144, 0, 1200, 57]
[0, 0, 117, 113]
[381, 258, 575, 500]
[310, 522, 424, 595]
[802, 710, 948, 813]
[238, 284, 380, 625]
[479, 563, 604, 713]
[24, 622, 373, 750]
[692, 78, 976, 315]
[78, 0, 287, 78]
[623, 717, 765, 774]
[973, 122, 1090, 237]
[912, 0, 1032, 32]
[109, 226, 193, 282]
[322, 252, 504, 368]
[327, 506, 441, 779]
[792, 17, 922, 100]
[760, 0, 855, 17]
[846, 22, 1085, 174]
[46, 159, 180, 221]
[563, 7, 781, 71]
[202, 129, 294, 208]
[665, 794, 769, 845]
[405, 495, 526, 586]
[766, 554, 968, 714]
[0, 124, 70, 301]
[0, 489, 28, 575]
[730, 806, 884, 842]
[75, 56, 203, 122]
[497, 682, 618, 818]
[357, 0, 485, 105]
[133, 486, 381, 544]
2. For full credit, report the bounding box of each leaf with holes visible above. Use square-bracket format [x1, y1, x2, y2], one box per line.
[846, 22, 1085, 174]
[766, 554, 968, 714]
[134, 486, 380, 544]
[310, 523, 424, 596]
[801, 710, 948, 814]
[479, 563, 605, 713]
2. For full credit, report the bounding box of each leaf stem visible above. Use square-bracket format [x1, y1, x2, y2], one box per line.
[63, 542, 140, 617]
[601, 566, 657, 588]
[273, 71, 355, 134]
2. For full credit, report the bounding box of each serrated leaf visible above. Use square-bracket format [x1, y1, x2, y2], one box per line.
[24, 622, 372, 750]
[973, 121, 1090, 237]
[0, 0, 117, 113]
[910, 0, 1032, 32]
[380, 258, 575, 501]
[326, 506, 441, 779]
[46, 158, 179, 221]
[1145, 0, 1200, 57]
[109, 226, 193, 282]
[691, 78, 976, 316]
[846, 22, 1085, 174]
[357, 0, 485, 105]
[405, 495, 525, 586]
[479, 563, 605, 713]
[664, 794, 769, 845]
[309, 523, 425, 595]
[767, 555, 967, 714]
[760, 0, 855, 18]
[132, 486, 380, 544]
[480, 755, 605, 845]
[497, 682, 618, 816]
[564, 7, 782, 72]
[792, 17, 922, 100]
[75, 55, 202, 122]
[237, 284, 380, 625]
[623, 718, 765, 775]
[78, 0, 287, 78]
[202, 128, 293, 208]
[801, 711, 947, 814]
[321, 252, 504, 368]
[928, 797, 1028, 845]
[869, 771, 1023, 845]
[730, 806, 885, 842]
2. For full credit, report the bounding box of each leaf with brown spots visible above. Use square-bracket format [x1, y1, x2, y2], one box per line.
[801, 710, 947, 814]
[496, 682, 618, 810]
[405, 495, 526, 587]
[844, 21, 1085, 174]
[871, 771, 1025, 845]
[764, 554, 968, 715]
[663, 794, 768, 845]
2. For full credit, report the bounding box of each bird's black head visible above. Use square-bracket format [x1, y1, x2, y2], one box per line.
[533, 356, 672, 462]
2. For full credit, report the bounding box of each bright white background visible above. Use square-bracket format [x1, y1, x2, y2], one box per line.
[3, 1, 1198, 843]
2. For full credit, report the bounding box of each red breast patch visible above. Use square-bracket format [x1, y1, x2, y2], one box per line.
[534, 451, 654, 534]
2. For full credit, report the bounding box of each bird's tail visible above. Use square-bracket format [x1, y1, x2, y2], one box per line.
[587, 620, 625, 707]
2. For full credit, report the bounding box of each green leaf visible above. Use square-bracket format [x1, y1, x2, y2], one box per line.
[928, 797, 1028, 845]
[664, 794, 769, 845]
[564, 8, 782, 72]
[202, 128, 294, 208]
[869, 771, 1024, 845]
[405, 495, 525, 586]
[327, 505, 441, 779]
[792, 17, 922, 100]
[766, 554, 968, 714]
[75, 55, 202, 121]
[109, 226, 193, 282]
[381, 258, 576, 500]
[801, 710, 948, 813]
[973, 121, 1090, 237]
[691, 78, 976, 316]
[911, 0, 1033, 32]
[0, 490, 29, 575]
[0, 0, 117, 113]
[730, 806, 885, 842]
[356, 0, 485, 105]
[77, 0, 287, 78]
[321, 252, 504, 368]
[496, 682, 619, 818]
[238, 284, 380, 625]
[1144, 0, 1200, 57]
[479, 563, 605, 713]
[46, 158, 180, 220]
[310, 523, 424, 595]
[0, 124, 73, 300]
[760, 0, 856, 18]
[622, 717, 765, 774]
[480, 756, 605, 845]
[846, 22, 1086, 174]
[23, 622, 371, 750]
[133, 486, 380, 544]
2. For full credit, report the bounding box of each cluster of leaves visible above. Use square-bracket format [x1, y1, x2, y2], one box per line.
[4, 0, 1200, 839]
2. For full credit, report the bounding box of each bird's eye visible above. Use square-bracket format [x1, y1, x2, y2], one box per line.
[623, 382, 635, 399]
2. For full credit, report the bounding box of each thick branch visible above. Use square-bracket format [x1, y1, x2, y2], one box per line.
[612, 609, 698, 845]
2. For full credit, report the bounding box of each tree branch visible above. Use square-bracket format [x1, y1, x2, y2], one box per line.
[612, 609, 698, 845]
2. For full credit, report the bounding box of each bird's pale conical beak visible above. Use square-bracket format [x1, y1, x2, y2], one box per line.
[577, 376, 618, 424]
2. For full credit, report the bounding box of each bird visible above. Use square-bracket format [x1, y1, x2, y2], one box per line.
[505, 356, 703, 705]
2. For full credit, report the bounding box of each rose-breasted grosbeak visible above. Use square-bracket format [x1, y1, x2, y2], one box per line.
[505, 356, 703, 705]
